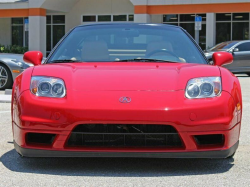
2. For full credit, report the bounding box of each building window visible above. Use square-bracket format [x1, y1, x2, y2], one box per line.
[113, 15, 127, 22]
[82, 14, 134, 24]
[216, 13, 249, 44]
[46, 15, 65, 56]
[128, 15, 134, 22]
[98, 15, 112, 22]
[163, 14, 207, 49]
[11, 17, 28, 47]
[163, 14, 178, 23]
[82, 15, 96, 22]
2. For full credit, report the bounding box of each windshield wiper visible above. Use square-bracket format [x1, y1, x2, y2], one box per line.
[48, 59, 79, 63]
[115, 58, 179, 63]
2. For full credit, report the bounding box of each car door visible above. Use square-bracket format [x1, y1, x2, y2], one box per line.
[228, 42, 250, 73]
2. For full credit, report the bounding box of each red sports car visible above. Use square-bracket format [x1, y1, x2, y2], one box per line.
[12, 23, 242, 158]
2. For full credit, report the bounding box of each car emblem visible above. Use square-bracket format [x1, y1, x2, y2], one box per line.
[119, 97, 131, 103]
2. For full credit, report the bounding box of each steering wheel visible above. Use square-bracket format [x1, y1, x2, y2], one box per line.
[146, 49, 180, 60]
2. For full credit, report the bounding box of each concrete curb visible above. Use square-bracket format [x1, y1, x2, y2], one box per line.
[0, 95, 11, 103]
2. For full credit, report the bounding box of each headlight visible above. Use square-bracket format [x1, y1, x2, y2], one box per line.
[185, 77, 221, 99]
[30, 76, 66, 98]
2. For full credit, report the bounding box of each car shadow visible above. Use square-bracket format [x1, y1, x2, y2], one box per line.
[0, 149, 234, 177]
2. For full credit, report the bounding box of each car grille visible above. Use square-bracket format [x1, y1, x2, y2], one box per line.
[67, 124, 183, 148]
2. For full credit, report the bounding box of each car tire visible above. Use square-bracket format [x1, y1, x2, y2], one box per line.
[0, 63, 13, 90]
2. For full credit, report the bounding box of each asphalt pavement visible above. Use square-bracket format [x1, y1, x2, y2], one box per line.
[0, 75, 249, 187]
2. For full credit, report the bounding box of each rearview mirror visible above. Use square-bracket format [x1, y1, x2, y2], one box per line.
[212, 52, 233, 66]
[23, 51, 43, 66]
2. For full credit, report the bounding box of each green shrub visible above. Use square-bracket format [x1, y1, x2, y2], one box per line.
[0, 44, 28, 54]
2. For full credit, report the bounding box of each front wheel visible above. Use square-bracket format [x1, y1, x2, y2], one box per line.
[0, 64, 13, 90]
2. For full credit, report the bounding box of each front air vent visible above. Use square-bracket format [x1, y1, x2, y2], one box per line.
[26, 133, 56, 146]
[67, 124, 183, 148]
[194, 134, 224, 148]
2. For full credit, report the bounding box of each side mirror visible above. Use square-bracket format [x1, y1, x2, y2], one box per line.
[233, 48, 239, 52]
[212, 52, 233, 66]
[23, 51, 43, 66]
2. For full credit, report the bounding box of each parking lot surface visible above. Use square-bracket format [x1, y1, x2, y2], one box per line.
[0, 75, 249, 187]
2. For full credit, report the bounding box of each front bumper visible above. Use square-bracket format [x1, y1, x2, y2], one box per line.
[12, 90, 241, 157]
[14, 140, 239, 158]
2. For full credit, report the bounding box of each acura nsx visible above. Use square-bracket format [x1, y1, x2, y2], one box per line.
[12, 23, 242, 158]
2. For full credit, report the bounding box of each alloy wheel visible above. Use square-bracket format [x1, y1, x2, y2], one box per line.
[0, 66, 8, 89]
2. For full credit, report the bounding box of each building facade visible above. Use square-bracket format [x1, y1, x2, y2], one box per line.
[1, 0, 250, 55]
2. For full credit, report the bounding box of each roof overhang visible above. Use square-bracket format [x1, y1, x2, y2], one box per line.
[40, 0, 80, 13]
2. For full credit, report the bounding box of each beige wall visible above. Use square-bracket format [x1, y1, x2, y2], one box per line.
[0, 18, 11, 46]
[65, 0, 134, 32]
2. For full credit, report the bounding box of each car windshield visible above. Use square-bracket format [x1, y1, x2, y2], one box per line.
[207, 41, 238, 52]
[47, 24, 207, 64]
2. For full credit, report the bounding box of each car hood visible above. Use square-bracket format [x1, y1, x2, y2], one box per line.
[32, 62, 221, 91]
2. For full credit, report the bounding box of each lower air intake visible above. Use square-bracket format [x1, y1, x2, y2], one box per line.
[67, 124, 183, 148]
[26, 133, 56, 146]
[194, 134, 224, 147]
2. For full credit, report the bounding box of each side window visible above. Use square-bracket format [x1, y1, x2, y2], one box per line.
[237, 42, 250, 52]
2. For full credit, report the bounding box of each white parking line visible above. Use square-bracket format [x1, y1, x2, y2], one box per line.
[0, 111, 10, 114]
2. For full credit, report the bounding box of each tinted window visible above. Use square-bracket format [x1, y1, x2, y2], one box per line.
[180, 14, 195, 22]
[53, 25, 65, 47]
[48, 25, 207, 64]
[83, 16, 96, 22]
[46, 16, 51, 24]
[98, 15, 111, 22]
[12, 18, 23, 24]
[46, 25, 51, 51]
[113, 15, 127, 21]
[233, 13, 249, 21]
[180, 23, 195, 37]
[12, 25, 23, 46]
[163, 14, 178, 22]
[128, 15, 134, 21]
[216, 13, 231, 21]
[237, 42, 250, 51]
[216, 22, 231, 44]
[232, 22, 249, 40]
[53, 15, 65, 24]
